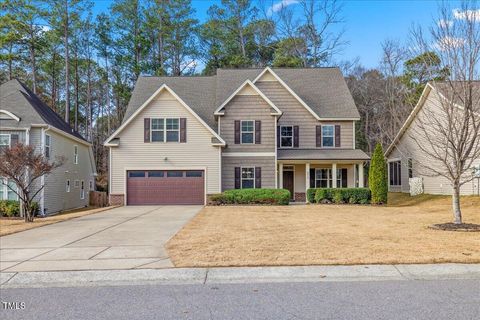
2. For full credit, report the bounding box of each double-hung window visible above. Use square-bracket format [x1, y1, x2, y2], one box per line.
[0, 134, 10, 153]
[151, 118, 179, 142]
[166, 118, 179, 142]
[389, 161, 402, 186]
[241, 120, 254, 144]
[315, 169, 332, 188]
[66, 180, 71, 193]
[241, 167, 255, 188]
[80, 181, 85, 199]
[151, 118, 164, 142]
[280, 126, 293, 148]
[0, 179, 18, 200]
[45, 134, 51, 159]
[74, 145, 78, 164]
[322, 125, 334, 147]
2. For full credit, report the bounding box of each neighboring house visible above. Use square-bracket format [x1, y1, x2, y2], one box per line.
[385, 82, 480, 195]
[0, 79, 97, 214]
[105, 67, 369, 205]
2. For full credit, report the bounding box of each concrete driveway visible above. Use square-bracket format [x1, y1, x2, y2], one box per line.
[0, 206, 201, 272]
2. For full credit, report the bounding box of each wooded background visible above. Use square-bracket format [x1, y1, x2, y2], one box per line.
[0, 0, 449, 189]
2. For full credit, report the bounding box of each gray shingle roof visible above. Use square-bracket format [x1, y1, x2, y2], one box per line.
[122, 68, 360, 131]
[0, 79, 86, 141]
[278, 149, 370, 160]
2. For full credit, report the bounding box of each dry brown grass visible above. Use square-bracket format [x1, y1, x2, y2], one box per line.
[0, 206, 116, 237]
[166, 194, 480, 267]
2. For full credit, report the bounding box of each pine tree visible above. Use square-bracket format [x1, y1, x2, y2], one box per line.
[369, 143, 388, 204]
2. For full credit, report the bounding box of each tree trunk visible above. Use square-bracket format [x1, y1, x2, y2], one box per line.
[64, 0, 70, 124]
[74, 52, 79, 132]
[29, 28, 37, 94]
[452, 184, 462, 224]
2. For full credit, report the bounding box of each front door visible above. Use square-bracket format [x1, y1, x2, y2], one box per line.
[283, 170, 294, 200]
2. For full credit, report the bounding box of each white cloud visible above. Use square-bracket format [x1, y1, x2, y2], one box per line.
[267, 0, 299, 16]
[437, 19, 453, 28]
[453, 8, 480, 22]
[434, 36, 466, 51]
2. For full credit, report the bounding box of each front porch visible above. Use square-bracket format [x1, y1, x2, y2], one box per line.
[278, 161, 365, 202]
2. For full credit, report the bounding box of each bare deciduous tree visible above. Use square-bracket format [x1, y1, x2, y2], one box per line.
[409, 1, 480, 224]
[0, 144, 64, 222]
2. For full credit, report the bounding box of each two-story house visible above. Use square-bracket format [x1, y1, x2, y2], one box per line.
[105, 67, 369, 205]
[0, 79, 97, 215]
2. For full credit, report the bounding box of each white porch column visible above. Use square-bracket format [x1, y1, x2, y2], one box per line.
[359, 162, 365, 187]
[305, 163, 310, 202]
[279, 163, 284, 189]
[332, 163, 337, 188]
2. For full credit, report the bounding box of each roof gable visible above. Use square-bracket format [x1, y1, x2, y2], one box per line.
[105, 84, 225, 146]
[214, 80, 282, 116]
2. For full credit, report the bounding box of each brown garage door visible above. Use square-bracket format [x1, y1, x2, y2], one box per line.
[127, 170, 204, 205]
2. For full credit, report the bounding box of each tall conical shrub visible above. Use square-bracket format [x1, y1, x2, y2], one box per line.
[369, 143, 388, 204]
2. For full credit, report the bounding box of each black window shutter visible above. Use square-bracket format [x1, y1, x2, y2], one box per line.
[144, 118, 150, 143]
[293, 126, 299, 148]
[255, 120, 261, 144]
[10, 134, 19, 146]
[342, 168, 348, 188]
[277, 126, 280, 146]
[310, 169, 315, 188]
[335, 125, 341, 147]
[180, 118, 186, 143]
[234, 167, 241, 189]
[316, 126, 322, 147]
[234, 120, 240, 144]
[255, 167, 261, 188]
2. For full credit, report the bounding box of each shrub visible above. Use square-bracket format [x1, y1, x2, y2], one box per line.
[308, 188, 371, 204]
[369, 143, 388, 204]
[0, 200, 20, 217]
[208, 189, 291, 205]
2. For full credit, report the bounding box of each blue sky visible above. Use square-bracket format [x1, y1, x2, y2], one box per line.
[91, 0, 462, 69]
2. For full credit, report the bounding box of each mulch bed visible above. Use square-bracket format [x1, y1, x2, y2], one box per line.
[429, 223, 480, 232]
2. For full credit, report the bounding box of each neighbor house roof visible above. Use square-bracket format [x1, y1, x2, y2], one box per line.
[278, 149, 370, 161]
[121, 67, 360, 133]
[0, 79, 87, 142]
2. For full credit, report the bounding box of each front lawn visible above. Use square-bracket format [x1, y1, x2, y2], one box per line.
[166, 194, 480, 267]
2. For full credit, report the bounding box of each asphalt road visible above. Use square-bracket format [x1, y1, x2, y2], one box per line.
[1, 279, 479, 320]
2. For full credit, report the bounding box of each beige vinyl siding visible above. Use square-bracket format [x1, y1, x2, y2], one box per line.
[222, 156, 276, 190]
[388, 91, 479, 195]
[255, 81, 354, 149]
[110, 90, 221, 195]
[220, 95, 276, 153]
[43, 130, 94, 214]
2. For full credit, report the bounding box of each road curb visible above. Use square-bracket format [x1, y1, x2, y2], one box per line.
[1, 264, 479, 288]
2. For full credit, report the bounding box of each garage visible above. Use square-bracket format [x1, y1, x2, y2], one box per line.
[126, 170, 205, 205]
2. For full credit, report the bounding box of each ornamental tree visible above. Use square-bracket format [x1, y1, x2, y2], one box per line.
[369, 143, 388, 204]
[0, 144, 64, 222]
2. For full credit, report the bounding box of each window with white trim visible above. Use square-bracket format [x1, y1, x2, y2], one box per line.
[0, 179, 18, 200]
[45, 134, 51, 159]
[389, 161, 402, 186]
[241, 167, 255, 188]
[241, 120, 254, 144]
[0, 134, 10, 152]
[66, 179, 71, 192]
[280, 126, 293, 148]
[80, 181, 85, 199]
[315, 168, 332, 188]
[74, 145, 78, 164]
[151, 118, 164, 142]
[151, 118, 179, 142]
[322, 125, 334, 147]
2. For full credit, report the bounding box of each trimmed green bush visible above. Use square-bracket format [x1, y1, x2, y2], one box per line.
[307, 188, 371, 204]
[208, 189, 291, 205]
[369, 143, 388, 204]
[0, 200, 20, 217]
